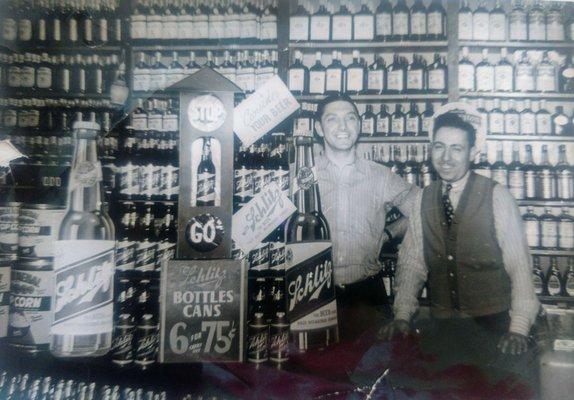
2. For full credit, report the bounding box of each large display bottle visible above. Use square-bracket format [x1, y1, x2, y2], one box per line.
[285, 132, 338, 351]
[51, 121, 116, 358]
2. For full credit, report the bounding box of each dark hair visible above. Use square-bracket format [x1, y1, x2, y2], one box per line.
[432, 112, 477, 148]
[315, 94, 359, 121]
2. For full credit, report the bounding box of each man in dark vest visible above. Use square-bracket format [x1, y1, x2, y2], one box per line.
[380, 108, 540, 383]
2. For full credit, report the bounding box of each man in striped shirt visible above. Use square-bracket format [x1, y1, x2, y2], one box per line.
[313, 95, 419, 340]
[381, 110, 540, 382]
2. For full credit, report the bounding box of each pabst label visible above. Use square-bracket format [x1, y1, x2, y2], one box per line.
[509, 14, 527, 40]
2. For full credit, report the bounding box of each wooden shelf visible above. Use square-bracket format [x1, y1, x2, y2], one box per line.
[6, 91, 115, 101]
[289, 40, 448, 50]
[131, 91, 180, 99]
[539, 296, 574, 303]
[295, 93, 448, 101]
[459, 41, 574, 50]
[460, 92, 574, 100]
[0, 43, 122, 53]
[131, 43, 277, 52]
[519, 200, 574, 207]
[487, 135, 574, 142]
[531, 249, 574, 257]
[358, 136, 430, 143]
[115, 198, 178, 205]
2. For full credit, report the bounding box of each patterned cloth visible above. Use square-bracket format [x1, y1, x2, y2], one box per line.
[442, 183, 454, 226]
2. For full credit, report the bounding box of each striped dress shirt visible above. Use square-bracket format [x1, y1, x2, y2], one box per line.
[316, 153, 419, 286]
[394, 172, 541, 337]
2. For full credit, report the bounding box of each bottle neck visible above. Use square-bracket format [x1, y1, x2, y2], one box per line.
[294, 137, 322, 215]
[67, 134, 103, 212]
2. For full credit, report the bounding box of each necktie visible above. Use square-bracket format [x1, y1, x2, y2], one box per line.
[443, 183, 454, 226]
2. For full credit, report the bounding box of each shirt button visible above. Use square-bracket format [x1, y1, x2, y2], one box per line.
[447, 255, 454, 261]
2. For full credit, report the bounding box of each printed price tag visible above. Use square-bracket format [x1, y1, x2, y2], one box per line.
[234, 76, 299, 148]
[232, 182, 296, 255]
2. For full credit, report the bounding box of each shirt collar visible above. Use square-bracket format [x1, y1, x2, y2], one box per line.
[443, 171, 471, 193]
[316, 149, 367, 176]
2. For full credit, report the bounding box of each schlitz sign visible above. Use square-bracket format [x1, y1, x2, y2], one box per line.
[159, 259, 247, 363]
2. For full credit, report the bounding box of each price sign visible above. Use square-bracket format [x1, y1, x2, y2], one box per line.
[159, 259, 247, 363]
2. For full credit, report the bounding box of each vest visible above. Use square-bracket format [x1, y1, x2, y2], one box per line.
[421, 173, 511, 319]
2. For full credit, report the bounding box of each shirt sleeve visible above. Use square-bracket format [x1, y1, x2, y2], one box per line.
[393, 190, 427, 322]
[493, 185, 541, 337]
[382, 170, 421, 218]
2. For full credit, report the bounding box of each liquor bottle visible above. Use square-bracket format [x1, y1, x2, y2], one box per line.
[509, 0, 527, 41]
[539, 145, 556, 200]
[504, 100, 519, 135]
[459, 0, 473, 41]
[458, 47, 475, 92]
[18, 0, 33, 42]
[472, 0, 490, 41]
[353, 2, 374, 41]
[489, 99, 504, 135]
[427, 0, 445, 41]
[367, 55, 385, 94]
[150, 52, 167, 92]
[361, 105, 375, 137]
[410, 0, 427, 41]
[390, 104, 406, 137]
[536, 52, 557, 93]
[51, 120, 115, 358]
[376, 104, 391, 137]
[558, 208, 574, 251]
[325, 51, 345, 94]
[185, 51, 201, 78]
[560, 55, 574, 93]
[310, 2, 330, 41]
[547, 258, 562, 296]
[552, 106, 569, 135]
[556, 145, 573, 200]
[528, 1, 546, 41]
[476, 49, 494, 92]
[515, 52, 534, 92]
[405, 102, 421, 136]
[494, 48, 513, 92]
[520, 99, 536, 135]
[406, 54, 425, 93]
[536, 100, 552, 135]
[508, 144, 524, 200]
[403, 146, 419, 186]
[288, 51, 308, 95]
[420, 145, 434, 187]
[285, 130, 338, 351]
[290, 1, 309, 41]
[523, 206, 540, 248]
[427, 53, 447, 94]
[345, 50, 365, 94]
[167, 51, 184, 88]
[196, 137, 217, 207]
[564, 258, 574, 297]
[308, 52, 325, 95]
[392, 0, 410, 41]
[523, 145, 537, 200]
[491, 142, 508, 187]
[375, 0, 393, 41]
[546, 2, 565, 42]
[421, 101, 434, 136]
[488, 0, 506, 41]
[532, 255, 547, 295]
[331, 3, 352, 41]
[474, 152, 492, 178]
[387, 54, 405, 94]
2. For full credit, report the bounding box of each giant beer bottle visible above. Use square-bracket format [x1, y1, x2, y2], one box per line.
[285, 131, 338, 351]
[51, 121, 115, 357]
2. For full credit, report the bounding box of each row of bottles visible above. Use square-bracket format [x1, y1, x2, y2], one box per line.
[533, 256, 574, 297]
[459, 48, 574, 93]
[290, 0, 446, 42]
[1, 0, 123, 46]
[524, 208, 573, 250]
[0, 52, 124, 96]
[133, 50, 278, 93]
[128, 98, 179, 133]
[475, 144, 572, 201]
[289, 50, 447, 95]
[471, 98, 574, 136]
[130, 0, 277, 42]
[459, 0, 574, 42]
[359, 101, 435, 137]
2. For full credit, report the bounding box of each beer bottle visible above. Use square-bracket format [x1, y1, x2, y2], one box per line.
[196, 137, 217, 206]
[52, 121, 115, 358]
[285, 130, 338, 351]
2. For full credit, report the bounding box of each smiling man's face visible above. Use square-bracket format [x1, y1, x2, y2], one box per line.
[315, 100, 361, 152]
[431, 126, 477, 183]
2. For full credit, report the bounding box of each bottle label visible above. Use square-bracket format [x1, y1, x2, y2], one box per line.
[331, 15, 352, 41]
[288, 69, 304, 92]
[458, 64, 475, 91]
[536, 114, 552, 135]
[536, 65, 556, 92]
[135, 241, 157, 271]
[548, 275, 561, 296]
[367, 69, 384, 92]
[8, 66, 20, 87]
[0, 205, 19, 253]
[410, 13, 426, 35]
[84, 18, 93, 42]
[557, 171, 573, 200]
[406, 116, 419, 134]
[508, 171, 525, 199]
[197, 172, 216, 203]
[272, 168, 290, 197]
[489, 14, 506, 41]
[61, 69, 70, 92]
[541, 220, 558, 248]
[391, 116, 404, 135]
[294, 117, 311, 136]
[20, 66, 35, 88]
[524, 220, 539, 248]
[133, 70, 150, 92]
[2, 18, 17, 41]
[422, 116, 432, 135]
[38, 18, 47, 40]
[520, 114, 536, 135]
[376, 13, 392, 37]
[567, 276, 574, 297]
[562, 68, 574, 79]
[473, 14, 489, 40]
[407, 70, 424, 90]
[494, 66, 513, 91]
[111, 322, 134, 365]
[428, 12, 443, 35]
[51, 241, 115, 336]
[147, 17, 163, 39]
[555, 115, 569, 135]
[270, 241, 286, 272]
[249, 242, 269, 272]
[208, 18, 224, 40]
[164, 17, 178, 39]
[547, 13, 564, 41]
[195, 18, 209, 39]
[387, 70, 404, 91]
[235, 168, 254, 198]
[310, 15, 330, 41]
[560, 220, 574, 249]
[428, 69, 445, 91]
[309, 70, 326, 94]
[325, 69, 342, 92]
[115, 241, 136, 272]
[289, 16, 309, 41]
[18, 208, 65, 258]
[476, 67, 494, 91]
[505, 114, 520, 134]
[131, 113, 147, 131]
[489, 113, 504, 134]
[458, 14, 472, 40]
[362, 118, 374, 136]
[492, 169, 508, 187]
[528, 16, 545, 41]
[393, 13, 408, 35]
[18, 19, 32, 41]
[515, 65, 534, 91]
[69, 18, 78, 41]
[147, 115, 163, 132]
[346, 68, 364, 92]
[3, 110, 17, 127]
[130, 16, 147, 39]
[509, 14, 527, 40]
[261, 16, 277, 41]
[36, 67, 52, 89]
[163, 115, 178, 133]
[354, 15, 374, 40]
[99, 18, 108, 42]
[71, 161, 103, 188]
[532, 273, 543, 295]
[79, 69, 86, 92]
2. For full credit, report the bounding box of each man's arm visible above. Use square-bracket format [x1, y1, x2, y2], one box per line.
[493, 185, 541, 337]
[382, 169, 421, 219]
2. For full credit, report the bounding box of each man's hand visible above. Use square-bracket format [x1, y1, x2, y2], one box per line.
[377, 319, 411, 341]
[497, 332, 529, 355]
